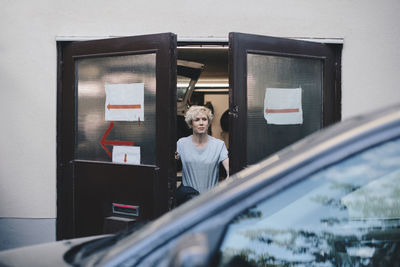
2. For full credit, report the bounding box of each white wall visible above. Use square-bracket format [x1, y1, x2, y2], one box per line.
[1, 0, 399, 220]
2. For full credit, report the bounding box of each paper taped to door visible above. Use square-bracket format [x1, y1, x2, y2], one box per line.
[105, 83, 144, 121]
[112, 146, 141, 165]
[264, 88, 303, 125]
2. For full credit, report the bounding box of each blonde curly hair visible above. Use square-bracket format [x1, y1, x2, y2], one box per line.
[184, 105, 214, 128]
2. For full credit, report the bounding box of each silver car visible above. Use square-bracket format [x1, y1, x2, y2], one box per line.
[1, 104, 400, 266]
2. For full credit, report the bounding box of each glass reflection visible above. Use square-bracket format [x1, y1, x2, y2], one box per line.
[219, 138, 400, 266]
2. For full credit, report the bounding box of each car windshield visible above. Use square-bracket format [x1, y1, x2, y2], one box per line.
[218, 137, 400, 266]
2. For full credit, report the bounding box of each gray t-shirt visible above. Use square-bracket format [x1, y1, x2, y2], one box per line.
[177, 135, 228, 193]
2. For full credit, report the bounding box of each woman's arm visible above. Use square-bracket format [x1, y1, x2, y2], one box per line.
[222, 158, 229, 179]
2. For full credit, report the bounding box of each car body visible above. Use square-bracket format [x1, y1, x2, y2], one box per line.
[1, 104, 400, 266]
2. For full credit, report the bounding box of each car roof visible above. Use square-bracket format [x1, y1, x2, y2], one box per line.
[95, 104, 400, 266]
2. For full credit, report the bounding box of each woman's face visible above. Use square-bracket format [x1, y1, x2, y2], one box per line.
[192, 113, 209, 135]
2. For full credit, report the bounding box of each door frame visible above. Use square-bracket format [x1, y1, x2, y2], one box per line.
[56, 34, 341, 239]
[57, 33, 177, 239]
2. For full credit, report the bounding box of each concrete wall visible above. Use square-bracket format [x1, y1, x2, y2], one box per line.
[1, 0, 399, 245]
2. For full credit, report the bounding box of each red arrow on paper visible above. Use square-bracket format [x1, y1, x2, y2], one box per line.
[100, 122, 134, 158]
[265, 108, 299, 114]
[107, 104, 141, 110]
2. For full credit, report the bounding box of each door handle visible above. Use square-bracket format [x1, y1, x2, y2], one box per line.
[230, 105, 239, 119]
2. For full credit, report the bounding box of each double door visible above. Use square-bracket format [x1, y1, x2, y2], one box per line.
[58, 32, 340, 239]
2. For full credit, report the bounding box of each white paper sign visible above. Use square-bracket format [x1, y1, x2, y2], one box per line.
[105, 83, 144, 121]
[264, 88, 303, 125]
[112, 146, 140, 165]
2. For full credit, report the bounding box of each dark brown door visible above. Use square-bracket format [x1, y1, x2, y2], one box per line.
[229, 32, 341, 174]
[57, 33, 177, 239]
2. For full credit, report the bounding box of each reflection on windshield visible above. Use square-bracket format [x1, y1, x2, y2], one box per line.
[218, 138, 400, 266]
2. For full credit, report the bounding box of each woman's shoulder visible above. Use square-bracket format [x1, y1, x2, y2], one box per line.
[177, 135, 192, 145]
[208, 135, 225, 146]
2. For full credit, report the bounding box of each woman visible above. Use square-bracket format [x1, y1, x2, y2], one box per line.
[176, 105, 229, 196]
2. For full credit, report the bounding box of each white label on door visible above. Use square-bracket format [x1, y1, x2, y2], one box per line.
[264, 88, 303, 125]
[112, 146, 141, 165]
[105, 83, 144, 121]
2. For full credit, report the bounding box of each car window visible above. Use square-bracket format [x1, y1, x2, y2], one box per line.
[177, 75, 191, 101]
[216, 137, 400, 266]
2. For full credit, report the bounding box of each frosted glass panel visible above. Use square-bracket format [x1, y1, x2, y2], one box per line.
[247, 53, 322, 165]
[75, 53, 156, 164]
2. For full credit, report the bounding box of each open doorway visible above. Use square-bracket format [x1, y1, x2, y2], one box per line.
[176, 44, 230, 186]
[177, 44, 229, 148]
